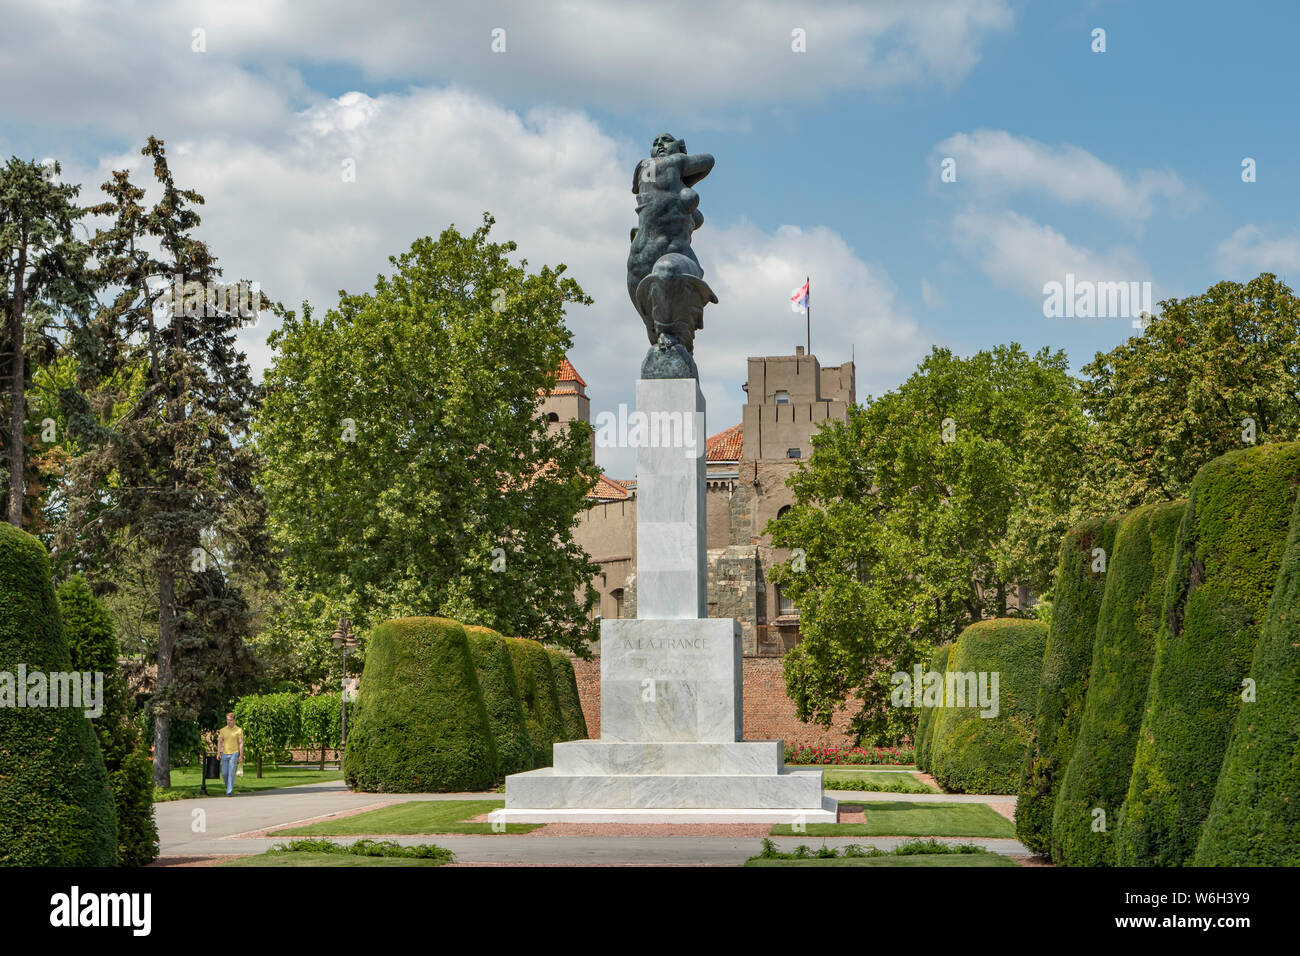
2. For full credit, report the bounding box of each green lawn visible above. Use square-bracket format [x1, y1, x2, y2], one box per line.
[275, 799, 541, 835]
[220, 852, 449, 867]
[745, 853, 1018, 867]
[155, 765, 342, 801]
[822, 771, 936, 793]
[769, 802, 1015, 838]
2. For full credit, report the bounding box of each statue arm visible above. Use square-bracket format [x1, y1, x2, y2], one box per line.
[680, 152, 714, 187]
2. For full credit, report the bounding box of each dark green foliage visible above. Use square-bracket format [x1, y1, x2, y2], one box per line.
[929, 619, 1047, 795]
[0, 524, 117, 865]
[344, 618, 497, 793]
[1051, 501, 1185, 866]
[1117, 443, 1300, 866]
[1195, 486, 1300, 865]
[58, 573, 158, 866]
[464, 625, 535, 777]
[547, 648, 588, 741]
[504, 636, 566, 769]
[1016, 516, 1121, 854]
[913, 643, 952, 773]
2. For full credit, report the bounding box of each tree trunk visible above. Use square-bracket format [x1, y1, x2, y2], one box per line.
[6, 237, 27, 527]
[152, 560, 176, 788]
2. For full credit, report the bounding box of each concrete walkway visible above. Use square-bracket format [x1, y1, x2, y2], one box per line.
[155, 780, 1029, 865]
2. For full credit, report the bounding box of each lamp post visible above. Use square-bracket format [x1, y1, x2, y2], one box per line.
[330, 616, 359, 770]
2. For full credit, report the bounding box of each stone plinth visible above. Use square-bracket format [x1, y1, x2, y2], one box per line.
[634, 377, 706, 619]
[600, 618, 740, 742]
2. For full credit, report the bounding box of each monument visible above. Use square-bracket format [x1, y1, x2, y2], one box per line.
[498, 135, 836, 823]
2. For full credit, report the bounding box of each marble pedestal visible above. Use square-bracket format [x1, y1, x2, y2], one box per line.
[498, 620, 837, 824]
[498, 377, 836, 824]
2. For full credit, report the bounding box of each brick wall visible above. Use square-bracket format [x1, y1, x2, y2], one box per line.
[570, 656, 856, 748]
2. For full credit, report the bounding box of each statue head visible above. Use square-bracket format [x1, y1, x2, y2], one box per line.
[651, 133, 686, 157]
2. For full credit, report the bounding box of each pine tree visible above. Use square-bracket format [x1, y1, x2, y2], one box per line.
[60, 138, 269, 787]
[0, 157, 91, 527]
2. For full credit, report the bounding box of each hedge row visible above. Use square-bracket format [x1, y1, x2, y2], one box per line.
[928, 618, 1047, 795]
[1116, 443, 1300, 866]
[912, 642, 952, 773]
[1016, 516, 1121, 855]
[1195, 485, 1300, 865]
[0, 525, 118, 866]
[344, 617, 585, 792]
[1051, 500, 1185, 866]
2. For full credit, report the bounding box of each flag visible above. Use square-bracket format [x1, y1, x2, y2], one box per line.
[791, 280, 809, 314]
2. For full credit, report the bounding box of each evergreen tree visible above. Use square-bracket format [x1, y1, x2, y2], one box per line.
[59, 138, 269, 787]
[0, 157, 91, 528]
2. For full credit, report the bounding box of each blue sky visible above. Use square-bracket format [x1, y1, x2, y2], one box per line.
[3, 0, 1297, 477]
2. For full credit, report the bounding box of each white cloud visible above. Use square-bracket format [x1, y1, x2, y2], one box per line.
[1215, 225, 1300, 278]
[53, 85, 922, 479]
[934, 130, 1197, 221]
[1, 0, 1013, 141]
[952, 208, 1155, 302]
[920, 277, 943, 309]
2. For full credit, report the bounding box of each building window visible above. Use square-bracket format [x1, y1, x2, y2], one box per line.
[774, 389, 790, 404]
[786, 447, 801, 459]
[776, 505, 792, 520]
[611, 588, 624, 619]
[776, 585, 797, 616]
[547, 412, 560, 423]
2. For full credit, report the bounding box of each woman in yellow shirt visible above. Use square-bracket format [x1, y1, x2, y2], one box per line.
[216, 713, 244, 795]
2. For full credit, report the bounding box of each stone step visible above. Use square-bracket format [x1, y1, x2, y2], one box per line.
[505, 767, 825, 810]
[552, 740, 784, 776]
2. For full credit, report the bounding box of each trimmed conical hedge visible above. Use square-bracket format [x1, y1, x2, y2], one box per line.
[1051, 500, 1185, 866]
[0, 524, 118, 865]
[1016, 516, 1121, 855]
[1194, 485, 1300, 865]
[929, 618, 1047, 794]
[504, 637, 566, 768]
[913, 643, 953, 773]
[58, 574, 159, 867]
[547, 648, 589, 741]
[1117, 443, 1300, 866]
[463, 625, 535, 777]
[345, 617, 498, 792]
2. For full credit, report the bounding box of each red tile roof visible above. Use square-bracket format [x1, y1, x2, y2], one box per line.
[556, 356, 586, 387]
[589, 473, 631, 501]
[706, 423, 743, 461]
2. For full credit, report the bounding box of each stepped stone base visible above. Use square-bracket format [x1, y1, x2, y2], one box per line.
[504, 765, 825, 810]
[552, 739, 782, 775]
[491, 797, 839, 825]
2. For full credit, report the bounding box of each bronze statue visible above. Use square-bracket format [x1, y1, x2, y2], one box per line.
[627, 133, 718, 379]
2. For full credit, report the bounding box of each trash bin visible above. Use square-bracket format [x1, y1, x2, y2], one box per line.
[203, 754, 222, 780]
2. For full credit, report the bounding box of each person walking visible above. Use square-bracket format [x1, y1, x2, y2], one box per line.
[217, 712, 244, 796]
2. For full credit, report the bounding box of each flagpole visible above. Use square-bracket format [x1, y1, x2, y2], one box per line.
[805, 275, 811, 355]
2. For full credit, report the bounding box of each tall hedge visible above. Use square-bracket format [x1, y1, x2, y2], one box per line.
[464, 625, 535, 777]
[1195, 484, 1300, 865]
[0, 524, 117, 866]
[345, 617, 497, 792]
[547, 648, 589, 742]
[913, 642, 952, 773]
[58, 574, 159, 867]
[1117, 443, 1300, 866]
[234, 691, 302, 777]
[1016, 516, 1121, 855]
[929, 618, 1047, 794]
[300, 693, 342, 770]
[505, 637, 566, 769]
[1051, 500, 1185, 866]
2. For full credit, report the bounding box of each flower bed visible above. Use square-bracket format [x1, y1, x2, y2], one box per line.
[785, 745, 914, 766]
